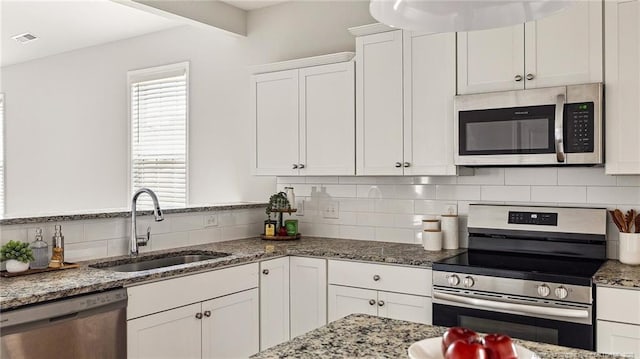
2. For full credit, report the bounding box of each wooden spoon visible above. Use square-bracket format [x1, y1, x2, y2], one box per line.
[626, 209, 636, 233]
[610, 210, 625, 232]
[635, 213, 640, 234]
[614, 209, 628, 233]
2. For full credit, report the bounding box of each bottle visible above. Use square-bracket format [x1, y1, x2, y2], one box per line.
[30, 228, 49, 269]
[285, 187, 296, 210]
[50, 225, 65, 267]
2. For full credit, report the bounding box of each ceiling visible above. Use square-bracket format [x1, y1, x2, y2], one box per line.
[1, 0, 181, 67]
[221, 0, 287, 11]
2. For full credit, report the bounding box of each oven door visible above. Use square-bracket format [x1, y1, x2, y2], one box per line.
[433, 297, 594, 350]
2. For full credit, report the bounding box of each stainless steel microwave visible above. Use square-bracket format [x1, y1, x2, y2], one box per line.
[454, 83, 603, 166]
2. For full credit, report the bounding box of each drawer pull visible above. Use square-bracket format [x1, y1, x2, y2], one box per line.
[373, 274, 381, 281]
[369, 299, 376, 306]
[378, 300, 385, 307]
[262, 269, 269, 275]
[204, 310, 211, 318]
[195, 312, 203, 320]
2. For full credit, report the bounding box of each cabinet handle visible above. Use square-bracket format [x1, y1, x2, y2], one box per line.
[195, 312, 203, 320]
[204, 310, 211, 318]
[298, 164, 305, 169]
[403, 162, 410, 168]
[514, 74, 523, 82]
[369, 299, 376, 306]
[262, 269, 269, 275]
[378, 300, 385, 307]
[373, 274, 381, 281]
[292, 164, 298, 169]
[526, 73, 535, 80]
[394, 162, 402, 168]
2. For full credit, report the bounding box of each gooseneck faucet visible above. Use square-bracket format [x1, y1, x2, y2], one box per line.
[130, 188, 164, 256]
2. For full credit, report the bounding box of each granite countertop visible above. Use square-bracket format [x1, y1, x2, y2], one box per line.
[593, 260, 640, 290]
[253, 314, 624, 359]
[0, 202, 267, 225]
[0, 237, 464, 311]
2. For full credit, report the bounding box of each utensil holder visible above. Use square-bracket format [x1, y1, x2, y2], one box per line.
[619, 233, 640, 265]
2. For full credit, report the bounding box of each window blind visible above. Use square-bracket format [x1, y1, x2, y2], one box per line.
[130, 67, 187, 209]
[0, 95, 4, 215]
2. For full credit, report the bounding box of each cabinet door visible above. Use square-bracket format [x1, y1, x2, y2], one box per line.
[597, 320, 640, 357]
[524, 1, 603, 88]
[260, 257, 290, 350]
[290, 257, 327, 338]
[128, 303, 202, 359]
[299, 62, 355, 176]
[252, 70, 299, 176]
[377, 291, 432, 325]
[356, 30, 404, 175]
[605, 0, 640, 175]
[403, 31, 457, 176]
[457, 25, 525, 94]
[328, 285, 377, 322]
[202, 288, 259, 359]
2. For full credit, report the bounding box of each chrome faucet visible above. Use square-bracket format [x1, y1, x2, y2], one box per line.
[130, 188, 164, 256]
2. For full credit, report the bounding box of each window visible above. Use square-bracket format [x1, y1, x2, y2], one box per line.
[128, 63, 188, 209]
[0, 94, 4, 215]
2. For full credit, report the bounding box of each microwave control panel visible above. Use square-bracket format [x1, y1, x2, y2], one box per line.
[564, 102, 594, 153]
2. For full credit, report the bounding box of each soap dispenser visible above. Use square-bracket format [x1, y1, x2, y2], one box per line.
[49, 225, 65, 268]
[30, 228, 49, 269]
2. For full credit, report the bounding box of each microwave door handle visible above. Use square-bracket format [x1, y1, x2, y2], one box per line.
[555, 93, 566, 163]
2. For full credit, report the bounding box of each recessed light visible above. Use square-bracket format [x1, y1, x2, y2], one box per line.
[11, 33, 38, 44]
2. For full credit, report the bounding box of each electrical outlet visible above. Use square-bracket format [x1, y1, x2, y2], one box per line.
[205, 214, 218, 227]
[322, 201, 339, 219]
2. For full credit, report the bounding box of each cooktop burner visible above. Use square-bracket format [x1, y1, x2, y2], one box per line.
[433, 250, 605, 286]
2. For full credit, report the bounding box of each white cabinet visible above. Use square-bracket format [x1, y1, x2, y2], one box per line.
[596, 286, 640, 357]
[252, 70, 299, 176]
[604, 0, 640, 175]
[327, 260, 432, 324]
[260, 257, 290, 350]
[252, 61, 355, 176]
[202, 289, 260, 359]
[128, 303, 202, 359]
[355, 29, 459, 176]
[127, 263, 260, 359]
[290, 257, 327, 338]
[458, 1, 603, 94]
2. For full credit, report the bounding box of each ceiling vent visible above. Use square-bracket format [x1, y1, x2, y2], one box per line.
[11, 33, 38, 44]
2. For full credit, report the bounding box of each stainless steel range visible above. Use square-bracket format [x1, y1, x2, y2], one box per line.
[432, 204, 607, 350]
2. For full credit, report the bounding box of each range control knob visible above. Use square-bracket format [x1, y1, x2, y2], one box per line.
[537, 284, 551, 297]
[447, 274, 460, 286]
[463, 276, 475, 288]
[555, 286, 568, 299]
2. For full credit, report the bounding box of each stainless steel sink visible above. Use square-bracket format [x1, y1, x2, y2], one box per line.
[91, 252, 230, 272]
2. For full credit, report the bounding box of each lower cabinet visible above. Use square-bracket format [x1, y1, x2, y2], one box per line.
[597, 320, 640, 357]
[128, 289, 259, 359]
[328, 285, 432, 324]
[259, 257, 290, 351]
[290, 257, 327, 338]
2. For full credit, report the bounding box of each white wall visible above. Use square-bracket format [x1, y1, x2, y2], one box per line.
[1, 25, 274, 216]
[278, 168, 640, 259]
[0, 1, 374, 217]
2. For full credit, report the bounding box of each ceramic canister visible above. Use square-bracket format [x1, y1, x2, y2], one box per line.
[422, 219, 440, 231]
[441, 214, 459, 250]
[423, 230, 443, 251]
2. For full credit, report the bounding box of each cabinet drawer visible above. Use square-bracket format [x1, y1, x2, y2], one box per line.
[127, 263, 259, 319]
[328, 260, 431, 297]
[597, 286, 640, 325]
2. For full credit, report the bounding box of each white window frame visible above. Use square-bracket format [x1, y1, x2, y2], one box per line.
[127, 62, 190, 208]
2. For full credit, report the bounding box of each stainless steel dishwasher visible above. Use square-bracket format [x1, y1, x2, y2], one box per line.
[1, 289, 127, 359]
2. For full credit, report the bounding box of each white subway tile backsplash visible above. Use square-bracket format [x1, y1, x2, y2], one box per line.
[221, 224, 261, 241]
[84, 219, 128, 241]
[457, 168, 505, 185]
[339, 176, 378, 184]
[150, 232, 190, 251]
[374, 227, 414, 244]
[357, 185, 393, 199]
[339, 225, 375, 240]
[531, 186, 586, 203]
[373, 199, 414, 214]
[1, 228, 28, 245]
[481, 186, 530, 202]
[107, 237, 129, 257]
[394, 185, 436, 200]
[188, 228, 222, 245]
[311, 184, 357, 198]
[356, 213, 395, 227]
[339, 198, 374, 213]
[277, 176, 306, 184]
[170, 215, 204, 232]
[65, 240, 109, 262]
[505, 168, 557, 185]
[617, 176, 640, 186]
[436, 185, 481, 201]
[414, 200, 458, 216]
[587, 186, 640, 205]
[414, 176, 457, 185]
[557, 168, 617, 186]
[137, 217, 172, 236]
[305, 176, 339, 184]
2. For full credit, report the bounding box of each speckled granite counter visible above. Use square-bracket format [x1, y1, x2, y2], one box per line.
[594, 260, 640, 290]
[0, 237, 464, 310]
[0, 202, 267, 225]
[253, 314, 624, 359]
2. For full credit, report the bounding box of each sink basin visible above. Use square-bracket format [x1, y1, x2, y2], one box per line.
[91, 252, 230, 272]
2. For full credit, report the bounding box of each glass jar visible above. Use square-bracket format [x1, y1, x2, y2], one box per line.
[30, 228, 49, 269]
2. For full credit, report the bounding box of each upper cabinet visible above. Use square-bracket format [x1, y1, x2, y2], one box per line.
[252, 55, 355, 176]
[457, 1, 603, 94]
[354, 27, 459, 176]
[604, 0, 640, 175]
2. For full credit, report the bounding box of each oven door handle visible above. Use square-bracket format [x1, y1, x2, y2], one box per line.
[554, 93, 566, 163]
[433, 291, 588, 319]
